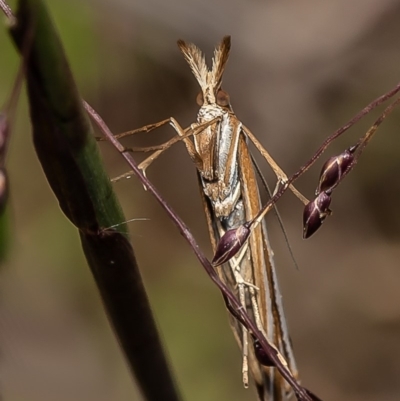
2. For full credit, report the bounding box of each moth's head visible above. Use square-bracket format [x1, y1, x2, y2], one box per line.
[177, 36, 231, 108]
[195, 88, 231, 109]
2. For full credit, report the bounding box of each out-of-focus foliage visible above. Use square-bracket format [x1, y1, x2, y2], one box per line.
[8, 2, 181, 401]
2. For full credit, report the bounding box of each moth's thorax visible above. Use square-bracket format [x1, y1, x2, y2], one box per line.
[195, 104, 241, 218]
[197, 103, 226, 122]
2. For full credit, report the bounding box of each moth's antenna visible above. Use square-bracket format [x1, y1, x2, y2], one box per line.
[251, 154, 300, 271]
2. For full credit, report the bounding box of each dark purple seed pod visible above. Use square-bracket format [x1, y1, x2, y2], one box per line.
[0, 168, 8, 213]
[0, 114, 9, 162]
[316, 147, 355, 195]
[303, 191, 332, 239]
[212, 223, 250, 266]
[253, 338, 274, 367]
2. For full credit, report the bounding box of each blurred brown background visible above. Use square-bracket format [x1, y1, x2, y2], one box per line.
[1, 0, 400, 400]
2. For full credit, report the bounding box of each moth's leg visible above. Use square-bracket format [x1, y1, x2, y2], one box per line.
[138, 118, 218, 174]
[109, 118, 216, 182]
[97, 118, 173, 141]
[138, 118, 197, 174]
[228, 244, 257, 388]
[238, 279, 250, 388]
[242, 125, 308, 205]
[248, 286, 264, 333]
[248, 286, 290, 371]
[125, 130, 193, 153]
[111, 127, 198, 183]
[230, 242, 291, 374]
[108, 116, 219, 181]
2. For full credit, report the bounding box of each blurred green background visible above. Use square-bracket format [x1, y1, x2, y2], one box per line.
[1, 0, 400, 400]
